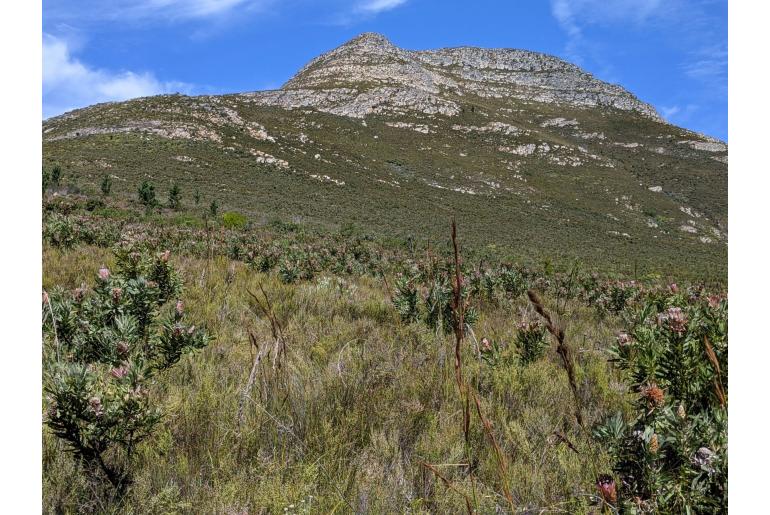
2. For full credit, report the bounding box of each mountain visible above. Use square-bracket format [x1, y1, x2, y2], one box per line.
[42, 33, 727, 274]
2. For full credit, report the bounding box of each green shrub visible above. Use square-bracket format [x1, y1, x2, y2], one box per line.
[595, 294, 727, 512]
[42, 249, 210, 493]
[138, 181, 156, 210]
[43, 214, 77, 249]
[167, 183, 181, 210]
[222, 211, 248, 230]
[392, 276, 419, 323]
[101, 175, 112, 196]
[514, 319, 548, 365]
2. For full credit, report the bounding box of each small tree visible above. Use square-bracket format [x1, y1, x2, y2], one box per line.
[209, 199, 218, 218]
[42, 247, 210, 494]
[43, 166, 50, 194]
[138, 181, 156, 211]
[168, 183, 181, 210]
[50, 165, 63, 189]
[193, 190, 201, 205]
[101, 175, 112, 196]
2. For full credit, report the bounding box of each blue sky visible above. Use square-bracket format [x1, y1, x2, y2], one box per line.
[42, 0, 727, 140]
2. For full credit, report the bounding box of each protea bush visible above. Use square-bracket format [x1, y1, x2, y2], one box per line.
[595, 291, 727, 512]
[514, 318, 548, 365]
[42, 247, 210, 494]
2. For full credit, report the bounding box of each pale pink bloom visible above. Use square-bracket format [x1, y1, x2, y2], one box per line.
[160, 250, 171, 263]
[669, 283, 679, 294]
[617, 332, 632, 346]
[112, 287, 123, 303]
[175, 300, 184, 316]
[89, 397, 103, 416]
[42, 290, 49, 304]
[480, 337, 492, 352]
[110, 365, 128, 379]
[98, 266, 110, 281]
[116, 341, 129, 355]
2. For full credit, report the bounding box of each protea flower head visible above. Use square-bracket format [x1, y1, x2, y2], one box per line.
[596, 474, 617, 504]
[669, 283, 679, 293]
[160, 250, 171, 263]
[617, 331, 632, 346]
[112, 287, 123, 303]
[649, 433, 659, 454]
[89, 396, 103, 416]
[116, 341, 129, 355]
[42, 290, 49, 304]
[98, 266, 111, 281]
[176, 300, 184, 316]
[480, 337, 492, 352]
[640, 383, 665, 407]
[677, 404, 686, 419]
[110, 365, 129, 379]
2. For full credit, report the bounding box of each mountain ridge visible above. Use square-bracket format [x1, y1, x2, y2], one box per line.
[42, 32, 727, 274]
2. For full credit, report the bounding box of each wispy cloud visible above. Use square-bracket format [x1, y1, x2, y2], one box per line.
[44, 0, 271, 25]
[357, 0, 408, 15]
[43, 34, 193, 118]
[550, 0, 667, 63]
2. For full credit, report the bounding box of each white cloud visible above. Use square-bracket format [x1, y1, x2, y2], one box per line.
[660, 105, 681, 120]
[357, 0, 408, 14]
[43, 34, 192, 118]
[44, 0, 268, 24]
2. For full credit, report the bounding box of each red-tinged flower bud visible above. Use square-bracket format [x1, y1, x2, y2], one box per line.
[117, 341, 129, 355]
[110, 365, 128, 379]
[160, 250, 171, 263]
[617, 332, 632, 346]
[112, 287, 123, 303]
[669, 283, 679, 293]
[596, 475, 617, 505]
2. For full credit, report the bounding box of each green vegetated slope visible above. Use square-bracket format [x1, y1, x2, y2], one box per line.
[42, 33, 727, 277]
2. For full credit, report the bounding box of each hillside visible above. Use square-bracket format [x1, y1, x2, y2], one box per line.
[42, 32, 727, 275]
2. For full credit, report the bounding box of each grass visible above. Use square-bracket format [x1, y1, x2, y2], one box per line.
[43, 240, 636, 513]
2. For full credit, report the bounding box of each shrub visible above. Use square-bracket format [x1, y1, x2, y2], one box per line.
[514, 319, 548, 365]
[595, 293, 727, 512]
[138, 181, 156, 210]
[168, 183, 181, 210]
[101, 175, 112, 196]
[42, 249, 210, 493]
[222, 211, 248, 230]
[392, 276, 419, 323]
[193, 190, 201, 205]
[209, 200, 218, 218]
[44, 214, 78, 249]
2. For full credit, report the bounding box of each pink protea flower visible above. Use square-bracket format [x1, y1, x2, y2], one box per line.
[480, 337, 492, 352]
[116, 341, 129, 355]
[617, 332, 632, 346]
[110, 365, 129, 379]
[112, 287, 123, 303]
[73, 286, 87, 301]
[657, 306, 688, 335]
[42, 290, 49, 304]
[160, 250, 171, 263]
[98, 266, 111, 281]
[596, 475, 617, 504]
[175, 300, 184, 316]
[89, 396, 103, 416]
[707, 295, 721, 308]
[187, 325, 196, 335]
[669, 283, 679, 294]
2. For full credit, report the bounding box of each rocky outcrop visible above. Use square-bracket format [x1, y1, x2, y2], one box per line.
[243, 32, 663, 121]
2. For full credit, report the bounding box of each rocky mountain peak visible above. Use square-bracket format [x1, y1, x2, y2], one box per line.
[263, 33, 662, 121]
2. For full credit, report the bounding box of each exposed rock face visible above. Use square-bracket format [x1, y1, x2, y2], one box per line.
[244, 32, 662, 121]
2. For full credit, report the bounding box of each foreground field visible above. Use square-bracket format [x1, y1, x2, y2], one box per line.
[42, 216, 727, 513]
